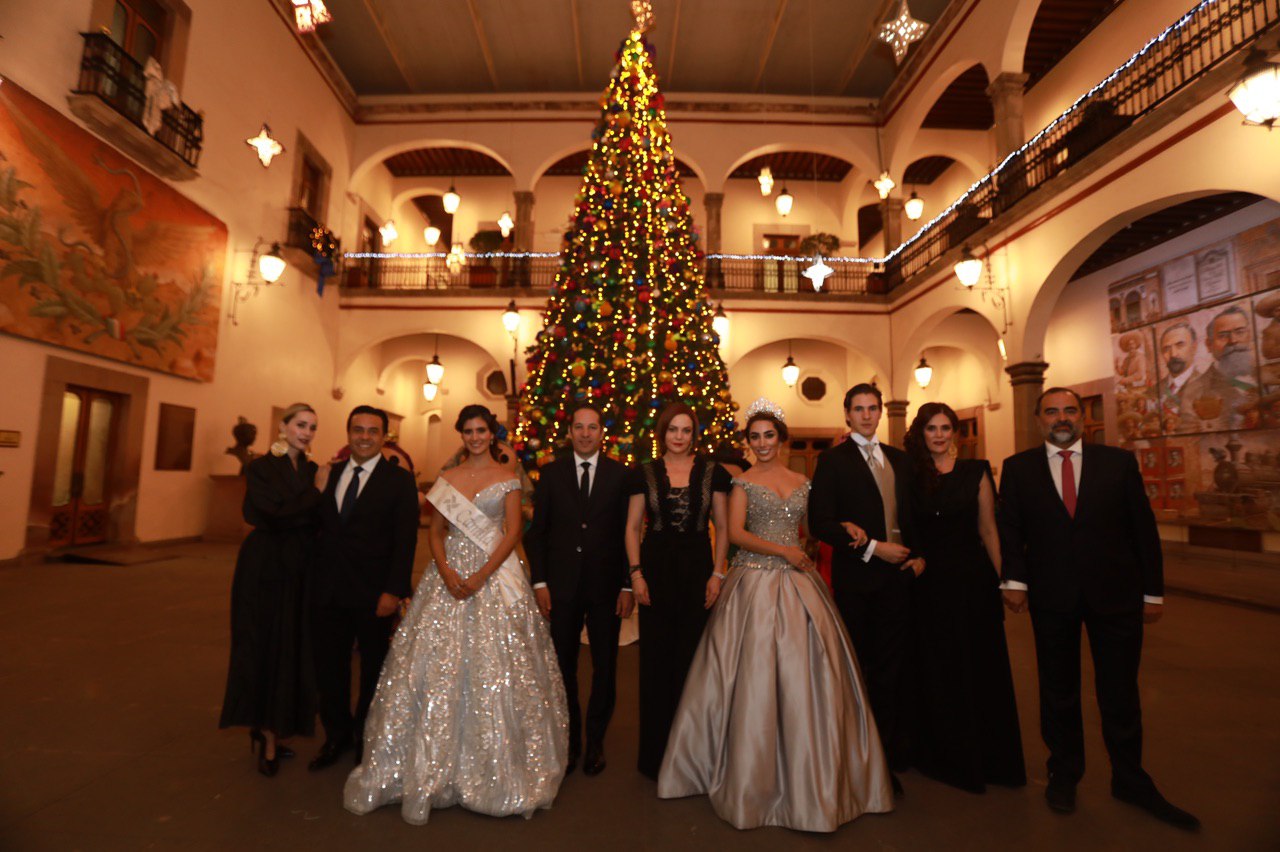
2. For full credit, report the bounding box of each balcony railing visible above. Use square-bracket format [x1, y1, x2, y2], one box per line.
[72, 32, 203, 169]
[286, 207, 323, 252]
[881, 0, 1280, 289]
[339, 253, 871, 296]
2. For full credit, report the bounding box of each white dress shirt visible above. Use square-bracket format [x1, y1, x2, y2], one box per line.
[1000, 439, 1162, 604]
[334, 453, 381, 511]
[851, 432, 885, 563]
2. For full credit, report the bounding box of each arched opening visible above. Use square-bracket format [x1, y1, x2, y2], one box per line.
[921, 64, 994, 130]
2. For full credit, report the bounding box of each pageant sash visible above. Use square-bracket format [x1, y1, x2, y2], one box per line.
[426, 477, 526, 607]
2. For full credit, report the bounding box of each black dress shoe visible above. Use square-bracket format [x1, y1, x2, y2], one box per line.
[566, 746, 580, 775]
[1045, 779, 1077, 814]
[583, 743, 606, 776]
[276, 744, 295, 759]
[308, 738, 352, 772]
[890, 774, 905, 798]
[1113, 785, 1200, 830]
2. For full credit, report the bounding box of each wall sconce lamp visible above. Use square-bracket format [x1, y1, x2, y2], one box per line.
[1228, 51, 1280, 128]
[228, 239, 286, 326]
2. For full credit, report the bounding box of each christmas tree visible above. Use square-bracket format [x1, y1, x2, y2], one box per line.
[515, 2, 738, 469]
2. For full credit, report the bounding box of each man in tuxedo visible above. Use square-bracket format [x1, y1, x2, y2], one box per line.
[809, 383, 923, 788]
[999, 387, 1197, 829]
[309, 405, 420, 770]
[526, 404, 634, 776]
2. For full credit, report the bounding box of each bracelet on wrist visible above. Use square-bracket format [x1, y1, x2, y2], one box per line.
[712, 571, 727, 580]
[629, 565, 644, 576]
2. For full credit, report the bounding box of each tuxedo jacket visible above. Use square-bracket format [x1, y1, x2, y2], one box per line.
[808, 439, 918, 594]
[525, 454, 630, 605]
[997, 443, 1162, 615]
[313, 456, 420, 611]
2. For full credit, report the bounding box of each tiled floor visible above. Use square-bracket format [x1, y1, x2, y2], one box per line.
[1, 538, 1277, 851]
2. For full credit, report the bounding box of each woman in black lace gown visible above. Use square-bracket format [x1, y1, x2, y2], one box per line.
[626, 403, 730, 779]
[903, 402, 1025, 793]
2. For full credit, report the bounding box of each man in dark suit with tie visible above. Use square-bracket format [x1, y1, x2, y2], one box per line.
[999, 387, 1197, 829]
[308, 405, 420, 770]
[526, 404, 634, 777]
[809, 383, 923, 789]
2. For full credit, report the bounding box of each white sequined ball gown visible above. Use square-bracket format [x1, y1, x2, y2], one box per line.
[344, 479, 569, 824]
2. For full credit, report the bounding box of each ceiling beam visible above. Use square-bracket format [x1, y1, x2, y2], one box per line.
[569, 0, 584, 87]
[466, 0, 501, 90]
[752, 0, 789, 92]
[835, 0, 896, 95]
[361, 0, 418, 91]
[666, 0, 683, 84]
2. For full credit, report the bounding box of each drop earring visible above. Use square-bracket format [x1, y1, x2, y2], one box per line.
[270, 431, 289, 457]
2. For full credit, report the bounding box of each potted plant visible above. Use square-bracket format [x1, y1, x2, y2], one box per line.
[798, 232, 841, 256]
[467, 229, 503, 287]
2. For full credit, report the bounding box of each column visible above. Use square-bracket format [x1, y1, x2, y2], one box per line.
[1005, 360, 1049, 452]
[703, 192, 724, 288]
[880, 197, 904, 253]
[513, 190, 535, 286]
[885, 399, 909, 447]
[986, 72, 1030, 160]
[505, 393, 519, 433]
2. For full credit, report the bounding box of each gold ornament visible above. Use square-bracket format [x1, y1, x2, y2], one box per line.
[270, 431, 289, 457]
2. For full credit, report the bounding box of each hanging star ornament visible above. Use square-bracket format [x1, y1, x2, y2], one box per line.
[292, 0, 332, 34]
[246, 124, 284, 168]
[803, 255, 834, 292]
[878, 0, 929, 65]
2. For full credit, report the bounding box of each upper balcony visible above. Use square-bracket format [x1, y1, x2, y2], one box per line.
[66, 32, 203, 181]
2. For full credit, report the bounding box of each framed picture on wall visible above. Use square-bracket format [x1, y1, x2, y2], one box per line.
[155, 404, 196, 471]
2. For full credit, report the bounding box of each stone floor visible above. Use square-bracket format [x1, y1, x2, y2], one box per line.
[1, 538, 1277, 851]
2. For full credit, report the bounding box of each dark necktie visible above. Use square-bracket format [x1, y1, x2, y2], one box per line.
[579, 461, 591, 503]
[340, 464, 363, 523]
[1058, 450, 1077, 517]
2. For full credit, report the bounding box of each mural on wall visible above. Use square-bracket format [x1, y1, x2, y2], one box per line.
[0, 80, 224, 381]
[1109, 219, 1280, 530]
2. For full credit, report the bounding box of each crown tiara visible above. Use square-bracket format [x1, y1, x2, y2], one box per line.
[744, 397, 786, 423]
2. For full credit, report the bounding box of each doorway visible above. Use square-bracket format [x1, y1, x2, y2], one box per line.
[49, 387, 121, 546]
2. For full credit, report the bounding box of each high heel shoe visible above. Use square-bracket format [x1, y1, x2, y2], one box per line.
[250, 730, 279, 777]
[249, 730, 294, 759]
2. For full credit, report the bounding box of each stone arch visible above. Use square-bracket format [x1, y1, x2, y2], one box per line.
[721, 143, 875, 193]
[530, 143, 708, 190]
[999, 0, 1046, 74]
[336, 325, 511, 397]
[886, 59, 992, 175]
[893, 305, 1005, 400]
[350, 139, 515, 190]
[724, 330, 888, 383]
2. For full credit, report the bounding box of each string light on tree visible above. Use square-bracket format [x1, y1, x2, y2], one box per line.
[878, 0, 928, 64]
[515, 6, 738, 467]
[802, 255, 834, 292]
[245, 124, 284, 168]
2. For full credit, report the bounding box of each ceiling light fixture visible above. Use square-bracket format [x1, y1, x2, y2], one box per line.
[498, 211, 514, 238]
[954, 245, 983, 288]
[874, 171, 896, 199]
[378, 220, 398, 246]
[775, 185, 793, 217]
[245, 124, 284, 168]
[712, 303, 729, 339]
[758, 166, 774, 196]
[802, 255, 834, 292]
[904, 190, 924, 221]
[292, 0, 332, 33]
[878, 0, 929, 65]
[442, 181, 461, 215]
[781, 341, 800, 387]
[423, 224, 441, 247]
[914, 355, 933, 389]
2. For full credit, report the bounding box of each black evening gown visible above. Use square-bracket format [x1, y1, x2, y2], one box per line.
[219, 453, 321, 738]
[909, 459, 1026, 792]
[632, 456, 731, 779]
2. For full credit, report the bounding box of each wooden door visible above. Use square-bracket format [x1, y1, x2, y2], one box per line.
[49, 387, 120, 547]
[785, 431, 837, 478]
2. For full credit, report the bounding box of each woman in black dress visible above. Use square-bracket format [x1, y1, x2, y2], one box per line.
[219, 403, 326, 776]
[625, 403, 730, 779]
[903, 402, 1025, 792]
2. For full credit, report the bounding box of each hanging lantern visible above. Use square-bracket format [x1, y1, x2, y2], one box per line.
[422, 381, 439, 402]
[426, 354, 445, 385]
[1228, 55, 1280, 128]
[498, 211, 514, 238]
[446, 242, 465, 274]
[757, 166, 774, 196]
[874, 171, 896, 199]
[443, 182, 461, 215]
[245, 124, 284, 168]
[712, 303, 729, 339]
[954, 245, 983, 288]
[877, 0, 928, 64]
[775, 185, 793, 217]
[914, 356, 933, 389]
[502, 299, 520, 334]
[292, 0, 332, 33]
[904, 190, 924, 221]
[258, 243, 286, 283]
[378, 220, 398, 245]
[781, 355, 800, 387]
[423, 225, 441, 247]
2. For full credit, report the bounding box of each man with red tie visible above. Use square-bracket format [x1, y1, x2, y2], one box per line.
[998, 387, 1197, 830]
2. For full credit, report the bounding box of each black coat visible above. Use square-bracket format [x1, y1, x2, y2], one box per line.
[525, 454, 630, 605]
[808, 438, 919, 594]
[997, 443, 1162, 615]
[313, 455, 420, 611]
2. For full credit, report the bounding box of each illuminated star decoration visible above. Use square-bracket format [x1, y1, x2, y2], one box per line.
[631, 0, 654, 34]
[878, 0, 929, 65]
[245, 124, 284, 168]
[292, 0, 332, 34]
[802, 255, 834, 292]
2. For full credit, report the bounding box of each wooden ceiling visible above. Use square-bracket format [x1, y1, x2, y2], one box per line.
[384, 147, 511, 177]
[902, 155, 955, 185]
[543, 149, 697, 178]
[728, 152, 855, 183]
[921, 64, 993, 130]
[1024, 0, 1123, 89]
[1072, 192, 1262, 280]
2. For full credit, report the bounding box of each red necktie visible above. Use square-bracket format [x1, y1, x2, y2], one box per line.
[1059, 450, 1077, 517]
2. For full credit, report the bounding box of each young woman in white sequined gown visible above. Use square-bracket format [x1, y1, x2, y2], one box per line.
[658, 401, 893, 832]
[345, 405, 568, 824]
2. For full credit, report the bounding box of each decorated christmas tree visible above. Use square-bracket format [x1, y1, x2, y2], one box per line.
[515, 2, 737, 468]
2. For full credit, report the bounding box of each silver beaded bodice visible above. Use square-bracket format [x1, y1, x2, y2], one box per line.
[730, 479, 810, 571]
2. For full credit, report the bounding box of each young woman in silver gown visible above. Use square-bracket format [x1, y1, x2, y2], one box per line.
[344, 405, 568, 824]
[658, 399, 893, 832]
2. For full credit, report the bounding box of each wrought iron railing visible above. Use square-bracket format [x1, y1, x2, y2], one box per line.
[72, 32, 203, 169]
[286, 207, 322, 252]
[881, 0, 1280, 289]
[707, 257, 871, 295]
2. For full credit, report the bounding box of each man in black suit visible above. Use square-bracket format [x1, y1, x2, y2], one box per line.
[999, 387, 1197, 829]
[809, 383, 923, 787]
[309, 405, 420, 770]
[526, 404, 634, 777]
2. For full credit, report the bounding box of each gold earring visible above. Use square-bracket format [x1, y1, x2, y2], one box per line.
[270, 430, 289, 457]
[947, 442, 958, 459]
